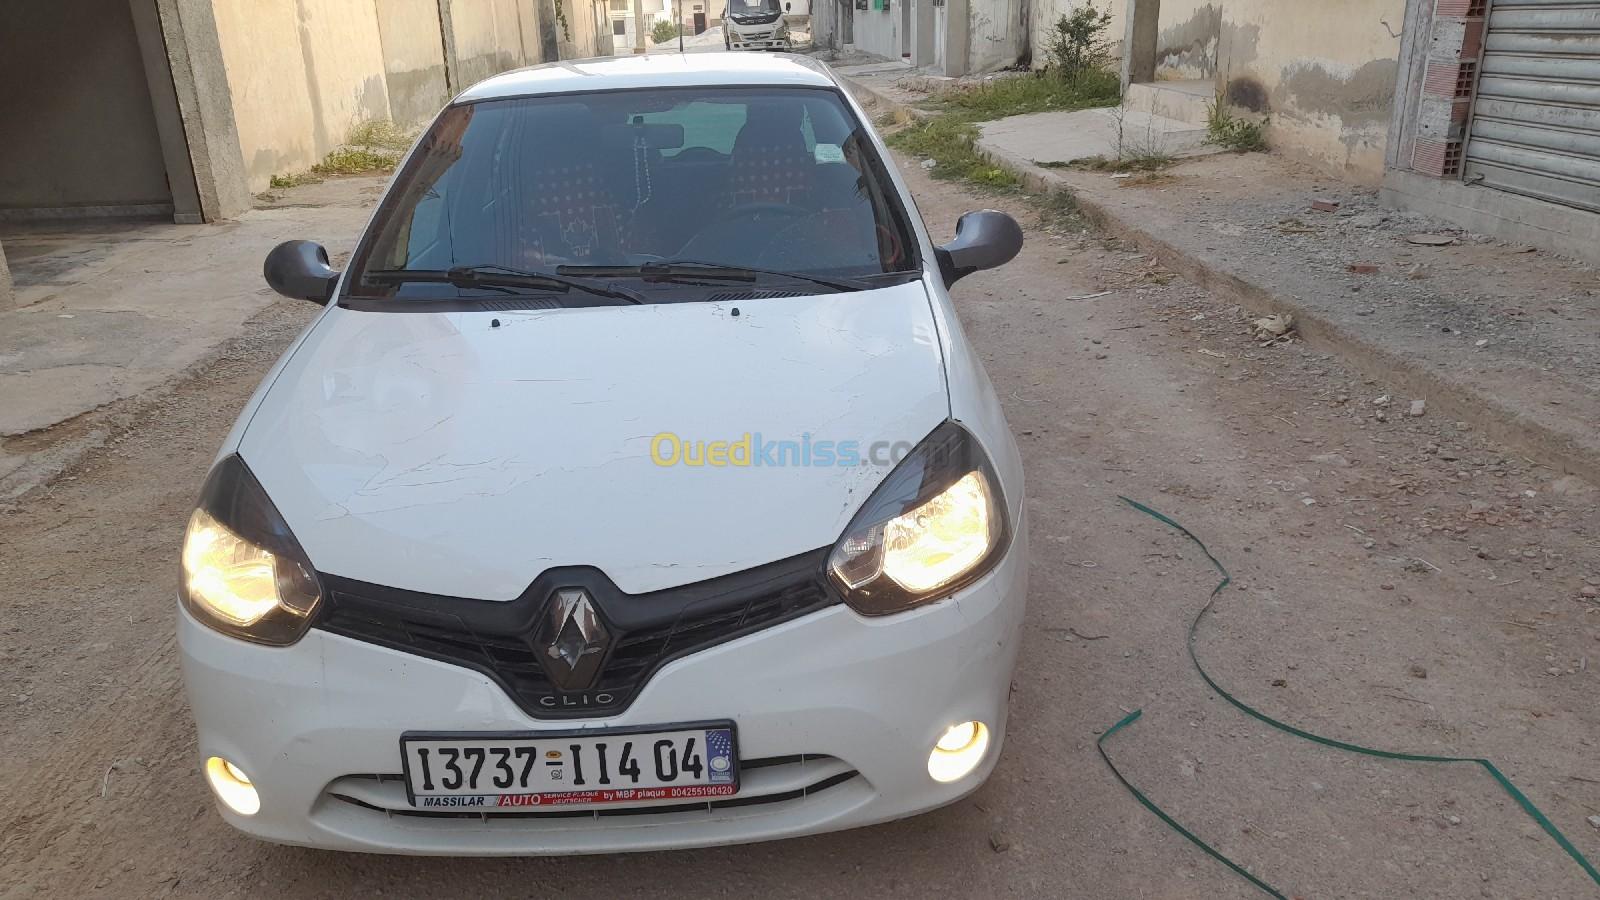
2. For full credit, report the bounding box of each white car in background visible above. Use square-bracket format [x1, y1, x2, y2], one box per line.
[179, 53, 1027, 855]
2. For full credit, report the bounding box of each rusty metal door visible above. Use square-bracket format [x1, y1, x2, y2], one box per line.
[1463, 0, 1600, 212]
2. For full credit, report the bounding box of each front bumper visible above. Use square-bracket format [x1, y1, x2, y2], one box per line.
[178, 518, 1027, 855]
[730, 35, 791, 50]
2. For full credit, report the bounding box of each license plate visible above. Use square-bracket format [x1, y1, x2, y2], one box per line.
[400, 722, 738, 810]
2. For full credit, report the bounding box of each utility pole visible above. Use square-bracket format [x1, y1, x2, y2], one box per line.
[633, 0, 647, 52]
[677, 0, 684, 51]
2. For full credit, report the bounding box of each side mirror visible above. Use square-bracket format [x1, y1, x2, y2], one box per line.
[786, 2, 792, 9]
[935, 210, 1023, 286]
[264, 240, 339, 304]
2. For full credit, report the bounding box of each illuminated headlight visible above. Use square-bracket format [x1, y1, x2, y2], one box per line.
[828, 422, 1007, 615]
[179, 454, 321, 645]
[183, 510, 283, 626]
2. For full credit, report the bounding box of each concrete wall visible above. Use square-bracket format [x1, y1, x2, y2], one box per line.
[376, 0, 452, 125]
[1030, 0, 1126, 71]
[214, 0, 394, 191]
[1210, 0, 1404, 184]
[1030, 0, 1220, 76]
[568, 0, 614, 58]
[1032, 0, 1405, 184]
[151, 0, 254, 221]
[452, 0, 534, 87]
[0, 0, 173, 211]
[852, 1, 901, 60]
[968, 0, 1026, 72]
[214, 0, 574, 194]
[1152, 0, 1214, 77]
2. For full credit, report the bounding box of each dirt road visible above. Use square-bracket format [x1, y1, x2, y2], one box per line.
[2, 161, 1597, 898]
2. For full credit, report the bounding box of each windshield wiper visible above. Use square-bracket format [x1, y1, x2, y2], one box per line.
[557, 261, 869, 294]
[364, 265, 643, 304]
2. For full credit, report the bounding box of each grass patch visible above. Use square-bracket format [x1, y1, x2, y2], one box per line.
[887, 67, 1120, 192]
[936, 69, 1121, 122]
[886, 118, 1018, 189]
[312, 147, 402, 176]
[346, 119, 414, 152]
[268, 119, 414, 189]
[1206, 100, 1269, 152]
[268, 172, 321, 190]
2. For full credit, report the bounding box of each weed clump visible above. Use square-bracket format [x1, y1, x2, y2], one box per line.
[1206, 101, 1269, 152]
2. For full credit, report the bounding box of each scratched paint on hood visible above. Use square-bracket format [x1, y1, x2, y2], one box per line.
[239, 281, 948, 598]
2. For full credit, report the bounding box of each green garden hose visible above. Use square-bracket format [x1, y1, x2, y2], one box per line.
[1096, 496, 1600, 896]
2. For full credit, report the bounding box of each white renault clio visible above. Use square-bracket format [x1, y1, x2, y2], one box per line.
[179, 52, 1028, 855]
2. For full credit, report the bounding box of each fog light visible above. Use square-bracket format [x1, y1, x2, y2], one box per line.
[205, 756, 261, 816]
[927, 721, 990, 783]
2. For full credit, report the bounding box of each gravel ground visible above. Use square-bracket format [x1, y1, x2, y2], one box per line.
[1, 156, 1597, 898]
[1009, 147, 1600, 486]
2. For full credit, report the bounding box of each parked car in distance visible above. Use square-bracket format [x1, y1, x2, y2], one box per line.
[180, 52, 1028, 855]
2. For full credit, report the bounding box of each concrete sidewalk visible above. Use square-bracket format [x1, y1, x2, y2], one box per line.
[841, 69, 1600, 484]
[0, 176, 385, 499]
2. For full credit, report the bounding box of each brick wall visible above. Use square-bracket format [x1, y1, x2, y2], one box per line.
[1410, 0, 1485, 177]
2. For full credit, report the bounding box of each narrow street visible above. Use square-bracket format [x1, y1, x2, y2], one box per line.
[1, 157, 1597, 898]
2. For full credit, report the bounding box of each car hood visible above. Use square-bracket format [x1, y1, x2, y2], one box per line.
[239, 282, 949, 599]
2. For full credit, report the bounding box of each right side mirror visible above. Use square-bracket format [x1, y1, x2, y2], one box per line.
[264, 240, 339, 304]
[934, 209, 1023, 286]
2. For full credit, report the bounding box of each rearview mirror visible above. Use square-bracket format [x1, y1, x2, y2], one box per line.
[264, 240, 339, 304]
[935, 210, 1023, 286]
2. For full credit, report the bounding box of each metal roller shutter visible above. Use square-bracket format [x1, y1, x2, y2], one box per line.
[1463, 0, 1600, 212]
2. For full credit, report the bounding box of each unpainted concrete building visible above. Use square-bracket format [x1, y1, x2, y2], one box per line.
[813, 0, 1028, 77]
[1029, 0, 1407, 183]
[1031, 0, 1599, 265]
[0, 0, 615, 309]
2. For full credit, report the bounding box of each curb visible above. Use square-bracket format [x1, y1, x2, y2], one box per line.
[839, 76, 938, 122]
[842, 74, 1600, 484]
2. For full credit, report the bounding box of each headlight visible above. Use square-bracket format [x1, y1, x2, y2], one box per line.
[827, 422, 1008, 615]
[180, 454, 321, 645]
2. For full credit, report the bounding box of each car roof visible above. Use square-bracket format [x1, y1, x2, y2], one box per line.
[454, 53, 839, 104]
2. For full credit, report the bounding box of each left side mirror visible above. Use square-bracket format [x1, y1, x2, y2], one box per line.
[264, 240, 339, 304]
[786, 2, 793, 9]
[935, 209, 1023, 286]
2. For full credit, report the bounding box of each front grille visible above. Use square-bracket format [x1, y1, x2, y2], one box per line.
[316, 549, 837, 718]
[324, 754, 860, 820]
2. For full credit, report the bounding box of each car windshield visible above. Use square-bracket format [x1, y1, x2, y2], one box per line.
[730, 0, 780, 14]
[347, 86, 920, 304]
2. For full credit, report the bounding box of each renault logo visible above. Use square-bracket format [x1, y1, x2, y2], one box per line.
[534, 587, 609, 690]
